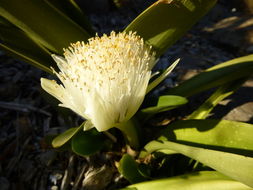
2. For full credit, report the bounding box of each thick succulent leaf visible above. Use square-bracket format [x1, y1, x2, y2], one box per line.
[44, 0, 94, 35]
[119, 171, 252, 190]
[140, 140, 253, 187]
[167, 54, 253, 97]
[0, 15, 12, 26]
[0, 0, 91, 53]
[146, 59, 179, 94]
[0, 19, 54, 73]
[52, 122, 85, 148]
[157, 119, 253, 155]
[125, 0, 217, 57]
[141, 95, 188, 114]
[188, 78, 247, 119]
[71, 128, 105, 156]
[0, 43, 53, 74]
[118, 154, 147, 184]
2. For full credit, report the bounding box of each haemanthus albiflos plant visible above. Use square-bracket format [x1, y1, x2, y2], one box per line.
[41, 31, 161, 148]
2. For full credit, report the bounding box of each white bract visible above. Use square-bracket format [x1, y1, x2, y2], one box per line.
[41, 31, 156, 132]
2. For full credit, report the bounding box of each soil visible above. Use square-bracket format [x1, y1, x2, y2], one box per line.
[0, 1, 252, 190]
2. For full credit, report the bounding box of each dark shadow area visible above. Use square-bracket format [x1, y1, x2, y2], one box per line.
[203, 15, 253, 55]
[210, 85, 253, 122]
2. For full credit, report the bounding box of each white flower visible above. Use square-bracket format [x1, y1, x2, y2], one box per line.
[41, 31, 156, 132]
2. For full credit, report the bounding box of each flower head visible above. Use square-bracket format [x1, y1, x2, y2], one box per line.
[41, 31, 156, 131]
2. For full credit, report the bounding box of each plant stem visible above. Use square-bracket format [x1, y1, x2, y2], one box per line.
[116, 118, 140, 150]
[103, 131, 117, 143]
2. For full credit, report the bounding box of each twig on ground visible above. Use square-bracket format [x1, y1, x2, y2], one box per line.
[61, 155, 75, 190]
[72, 163, 88, 190]
[0, 101, 51, 116]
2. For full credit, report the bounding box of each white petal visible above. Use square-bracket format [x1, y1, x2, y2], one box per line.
[51, 54, 68, 71]
[40, 78, 66, 103]
[126, 72, 151, 119]
[89, 93, 114, 132]
[41, 78, 90, 120]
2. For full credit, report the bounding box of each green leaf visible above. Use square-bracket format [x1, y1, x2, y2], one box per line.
[146, 59, 179, 94]
[52, 123, 84, 148]
[140, 140, 253, 187]
[120, 171, 252, 190]
[0, 15, 13, 26]
[71, 128, 105, 156]
[157, 119, 253, 155]
[0, 43, 53, 74]
[45, 0, 94, 35]
[167, 54, 253, 97]
[0, 28, 54, 73]
[43, 133, 71, 150]
[125, 0, 217, 57]
[119, 188, 137, 190]
[188, 78, 247, 119]
[137, 163, 152, 179]
[0, 0, 91, 53]
[141, 95, 188, 114]
[118, 154, 147, 184]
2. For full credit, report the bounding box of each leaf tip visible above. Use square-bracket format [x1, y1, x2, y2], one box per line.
[157, 0, 174, 4]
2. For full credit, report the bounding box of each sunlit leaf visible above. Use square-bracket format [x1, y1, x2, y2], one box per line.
[141, 95, 187, 114]
[125, 0, 217, 57]
[157, 119, 253, 155]
[52, 122, 85, 148]
[141, 140, 253, 187]
[167, 55, 253, 97]
[119, 171, 252, 190]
